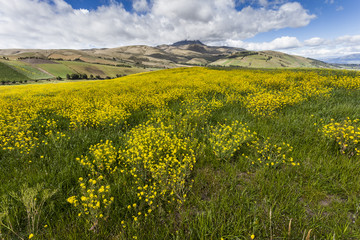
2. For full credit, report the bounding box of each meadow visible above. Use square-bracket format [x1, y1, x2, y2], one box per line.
[45, 61, 147, 79]
[0, 67, 360, 239]
[0, 60, 52, 80]
[0, 59, 150, 83]
[0, 62, 30, 83]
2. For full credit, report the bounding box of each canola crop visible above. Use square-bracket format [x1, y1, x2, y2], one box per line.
[1, 67, 360, 237]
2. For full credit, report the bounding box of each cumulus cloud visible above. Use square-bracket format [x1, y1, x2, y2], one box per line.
[224, 36, 301, 50]
[0, 0, 315, 49]
[133, 0, 150, 12]
[214, 35, 360, 59]
[304, 37, 326, 46]
[336, 35, 360, 45]
[274, 35, 360, 59]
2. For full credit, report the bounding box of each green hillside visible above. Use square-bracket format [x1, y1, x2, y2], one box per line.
[0, 61, 30, 83]
[59, 61, 148, 78]
[2, 60, 53, 79]
[38, 63, 76, 78]
[209, 51, 326, 68]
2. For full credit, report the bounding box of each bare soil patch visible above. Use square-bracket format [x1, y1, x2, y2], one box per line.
[84, 66, 105, 75]
[21, 59, 59, 64]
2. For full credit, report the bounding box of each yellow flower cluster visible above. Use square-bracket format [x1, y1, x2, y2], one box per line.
[67, 176, 113, 219]
[243, 72, 332, 117]
[327, 74, 360, 89]
[1, 67, 359, 158]
[209, 120, 256, 161]
[244, 137, 299, 167]
[68, 141, 117, 227]
[77, 140, 118, 174]
[321, 118, 360, 156]
[180, 97, 223, 122]
[119, 118, 196, 222]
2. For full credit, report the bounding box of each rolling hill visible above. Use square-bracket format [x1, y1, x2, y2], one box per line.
[0, 41, 336, 83]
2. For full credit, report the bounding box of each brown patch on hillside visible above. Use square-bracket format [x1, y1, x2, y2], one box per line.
[21, 59, 59, 64]
[84, 67, 105, 75]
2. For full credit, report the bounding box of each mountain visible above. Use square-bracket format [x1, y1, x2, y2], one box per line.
[325, 54, 360, 64]
[0, 41, 336, 83]
[172, 40, 205, 46]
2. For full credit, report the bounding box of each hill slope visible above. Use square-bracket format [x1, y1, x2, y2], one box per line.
[0, 61, 29, 82]
[0, 42, 335, 82]
[209, 50, 330, 68]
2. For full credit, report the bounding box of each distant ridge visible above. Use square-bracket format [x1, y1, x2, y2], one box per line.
[172, 40, 205, 46]
[325, 53, 360, 64]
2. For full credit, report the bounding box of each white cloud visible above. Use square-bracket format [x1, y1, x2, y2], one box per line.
[224, 36, 301, 50]
[336, 35, 360, 45]
[132, 0, 149, 12]
[258, 0, 268, 7]
[325, 0, 335, 4]
[304, 37, 326, 46]
[0, 0, 315, 49]
[278, 35, 360, 59]
[214, 35, 360, 59]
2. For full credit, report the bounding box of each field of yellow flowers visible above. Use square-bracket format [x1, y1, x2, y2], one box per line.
[0, 67, 360, 239]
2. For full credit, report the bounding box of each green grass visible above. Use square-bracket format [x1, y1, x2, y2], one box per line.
[60, 61, 147, 78]
[0, 61, 30, 82]
[1, 60, 52, 80]
[210, 52, 316, 69]
[188, 89, 360, 239]
[1, 69, 360, 239]
[1, 60, 149, 82]
[38, 63, 76, 78]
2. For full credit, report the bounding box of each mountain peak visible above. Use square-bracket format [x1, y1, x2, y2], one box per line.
[172, 40, 205, 46]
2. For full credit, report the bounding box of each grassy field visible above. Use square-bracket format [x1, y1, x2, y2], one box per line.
[209, 52, 318, 69]
[0, 67, 360, 239]
[1, 60, 53, 80]
[0, 61, 30, 83]
[0, 59, 151, 83]
[38, 63, 76, 78]
[60, 61, 148, 78]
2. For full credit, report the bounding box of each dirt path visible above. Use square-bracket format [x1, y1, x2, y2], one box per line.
[34, 66, 55, 77]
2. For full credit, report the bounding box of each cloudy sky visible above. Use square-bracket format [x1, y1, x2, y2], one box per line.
[0, 0, 359, 59]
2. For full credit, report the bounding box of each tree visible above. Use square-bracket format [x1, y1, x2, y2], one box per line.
[71, 73, 80, 79]
[66, 74, 70, 79]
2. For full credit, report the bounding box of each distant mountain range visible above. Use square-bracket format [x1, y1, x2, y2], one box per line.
[324, 54, 360, 64]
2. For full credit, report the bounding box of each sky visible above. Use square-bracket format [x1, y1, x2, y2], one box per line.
[0, 0, 359, 59]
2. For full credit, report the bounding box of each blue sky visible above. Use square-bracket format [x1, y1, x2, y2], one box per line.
[0, 0, 359, 58]
[251, 0, 360, 41]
